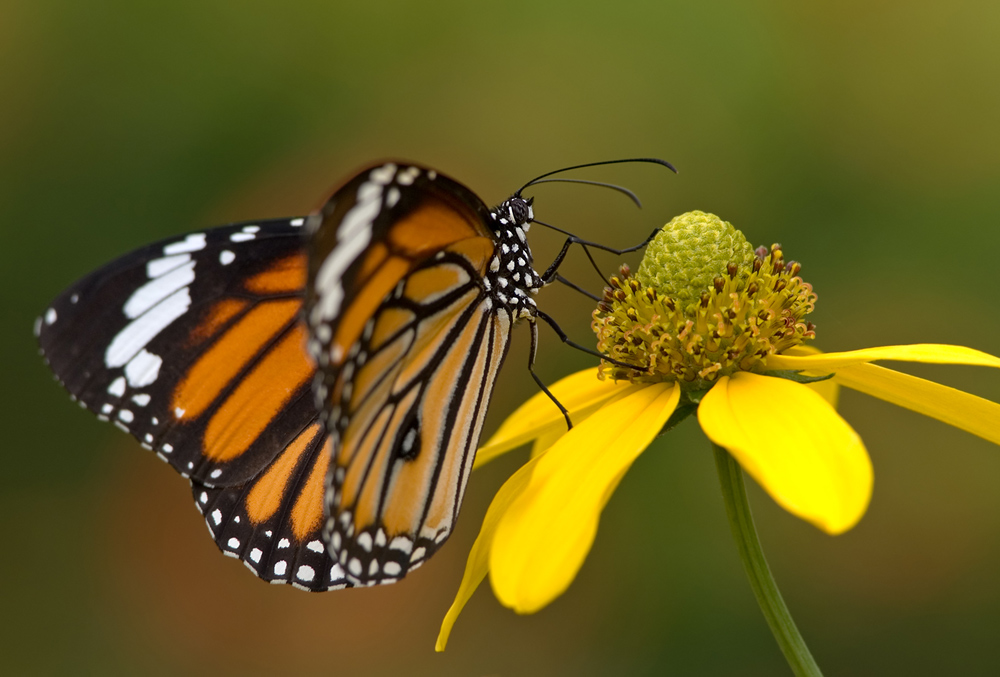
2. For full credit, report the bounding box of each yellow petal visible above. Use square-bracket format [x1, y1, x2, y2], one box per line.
[804, 376, 839, 409]
[782, 345, 839, 408]
[768, 344, 1000, 371]
[475, 368, 640, 468]
[530, 426, 565, 459]
[436, 453, 542, 651]
[834, 362, 1000, 446]
[698, 372, 872, 535]
[489, 383, 680, 613]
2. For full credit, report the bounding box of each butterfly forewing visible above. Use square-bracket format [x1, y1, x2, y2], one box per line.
[306, 163, 513, 585]
[38, 217, 354, 588]
[38, 218, 316, 487]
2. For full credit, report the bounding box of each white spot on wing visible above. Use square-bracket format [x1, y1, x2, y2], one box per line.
[290, 218, 305, 227]
[274, 561, 287, 576]
[107, 376, 126, 397]
[370, 163, 397, 183]
[118, 409, 134, 423]
[163, 233, 206, 255]
[388, 536, 413, 554]
[125, 349, 162, 388]
[219, 250, 235, 265]
[297, 565, 315, 582]
[230, 232, 255, 242]
[131, 393, 151, 407]
[105, 288, 191, 368]
[147, 254, 191, 278]
[396, 166, 419, 185]
[45, 308, 57, 325]
[313, 224, 371, 321]
[124, 262, 195, 320]
[250, 548, 262, 563]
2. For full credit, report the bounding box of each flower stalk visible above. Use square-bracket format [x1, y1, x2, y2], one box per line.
[713, 443, 822, 677]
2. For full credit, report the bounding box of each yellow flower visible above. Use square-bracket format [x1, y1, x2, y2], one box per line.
[435, 212, 1000, 651]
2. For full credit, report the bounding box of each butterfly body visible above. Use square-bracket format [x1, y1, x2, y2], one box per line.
[38, 161, 546, 590]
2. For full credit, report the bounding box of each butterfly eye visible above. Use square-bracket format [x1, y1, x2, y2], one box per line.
[509, 198, 532, 224]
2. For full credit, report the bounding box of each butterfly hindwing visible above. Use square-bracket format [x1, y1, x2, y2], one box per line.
[191, 425, 354, 591]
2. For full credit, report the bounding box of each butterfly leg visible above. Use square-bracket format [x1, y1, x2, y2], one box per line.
[533, 309, 646, 372]
[538, 228, 660, 286]
[527, 318, 573, 430]
[552, 274, 602, 301]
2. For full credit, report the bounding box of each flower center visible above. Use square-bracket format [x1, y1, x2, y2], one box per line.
[593, 211, 817, 389]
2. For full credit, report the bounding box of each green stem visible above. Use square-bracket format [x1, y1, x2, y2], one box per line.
[712, 444, 823, 677]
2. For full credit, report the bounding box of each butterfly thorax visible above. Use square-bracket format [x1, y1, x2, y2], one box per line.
[484, 196, 542, 320]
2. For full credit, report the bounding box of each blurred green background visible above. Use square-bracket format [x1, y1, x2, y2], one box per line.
[4, 1, 1000, 674]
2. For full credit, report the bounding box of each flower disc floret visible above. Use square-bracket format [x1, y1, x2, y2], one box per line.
[593, 212, 817, 389]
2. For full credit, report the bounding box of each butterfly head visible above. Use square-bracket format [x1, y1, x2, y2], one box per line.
[490, 195, 534, 235]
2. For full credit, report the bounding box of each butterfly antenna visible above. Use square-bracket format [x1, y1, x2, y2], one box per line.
[524, 178, 643, 207]
[516, 157, 677, 195]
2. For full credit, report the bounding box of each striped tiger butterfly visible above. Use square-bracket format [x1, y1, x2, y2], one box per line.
[36, 158, 674, 591]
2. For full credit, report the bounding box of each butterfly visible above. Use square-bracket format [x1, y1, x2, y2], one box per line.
[37, 158, 674, 592]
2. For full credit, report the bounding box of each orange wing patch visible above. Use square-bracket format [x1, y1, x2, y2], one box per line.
[340, 405, 394, 509]
[290, 436, 331, 541]
[352, 387, 421, 532]
[245, 422, 322, 525]
[388, 200, 483, 256]
[203, 324, 313, 462]
[356, 242, 389, 280]
[173, 298, 300, 421]
[392, 289, 478, 396]
[349, 329, 413, 412]
[330, 256, 410, 367]
[369, 306, 416, 352]
[171, 299, 302, 420]
[404, 263, 471, 305]
[244, 253, 307, 295]
[189, 298, 249, 344]
[444, 237, 496, 277]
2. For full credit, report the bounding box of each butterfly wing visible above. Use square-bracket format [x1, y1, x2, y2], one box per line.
[306, 162, 512, 585]
[190, 427, 352, 591]
[38, 217, 349, 590]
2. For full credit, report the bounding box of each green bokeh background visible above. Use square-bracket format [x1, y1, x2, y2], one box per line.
[4, 2, 1000, 674]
